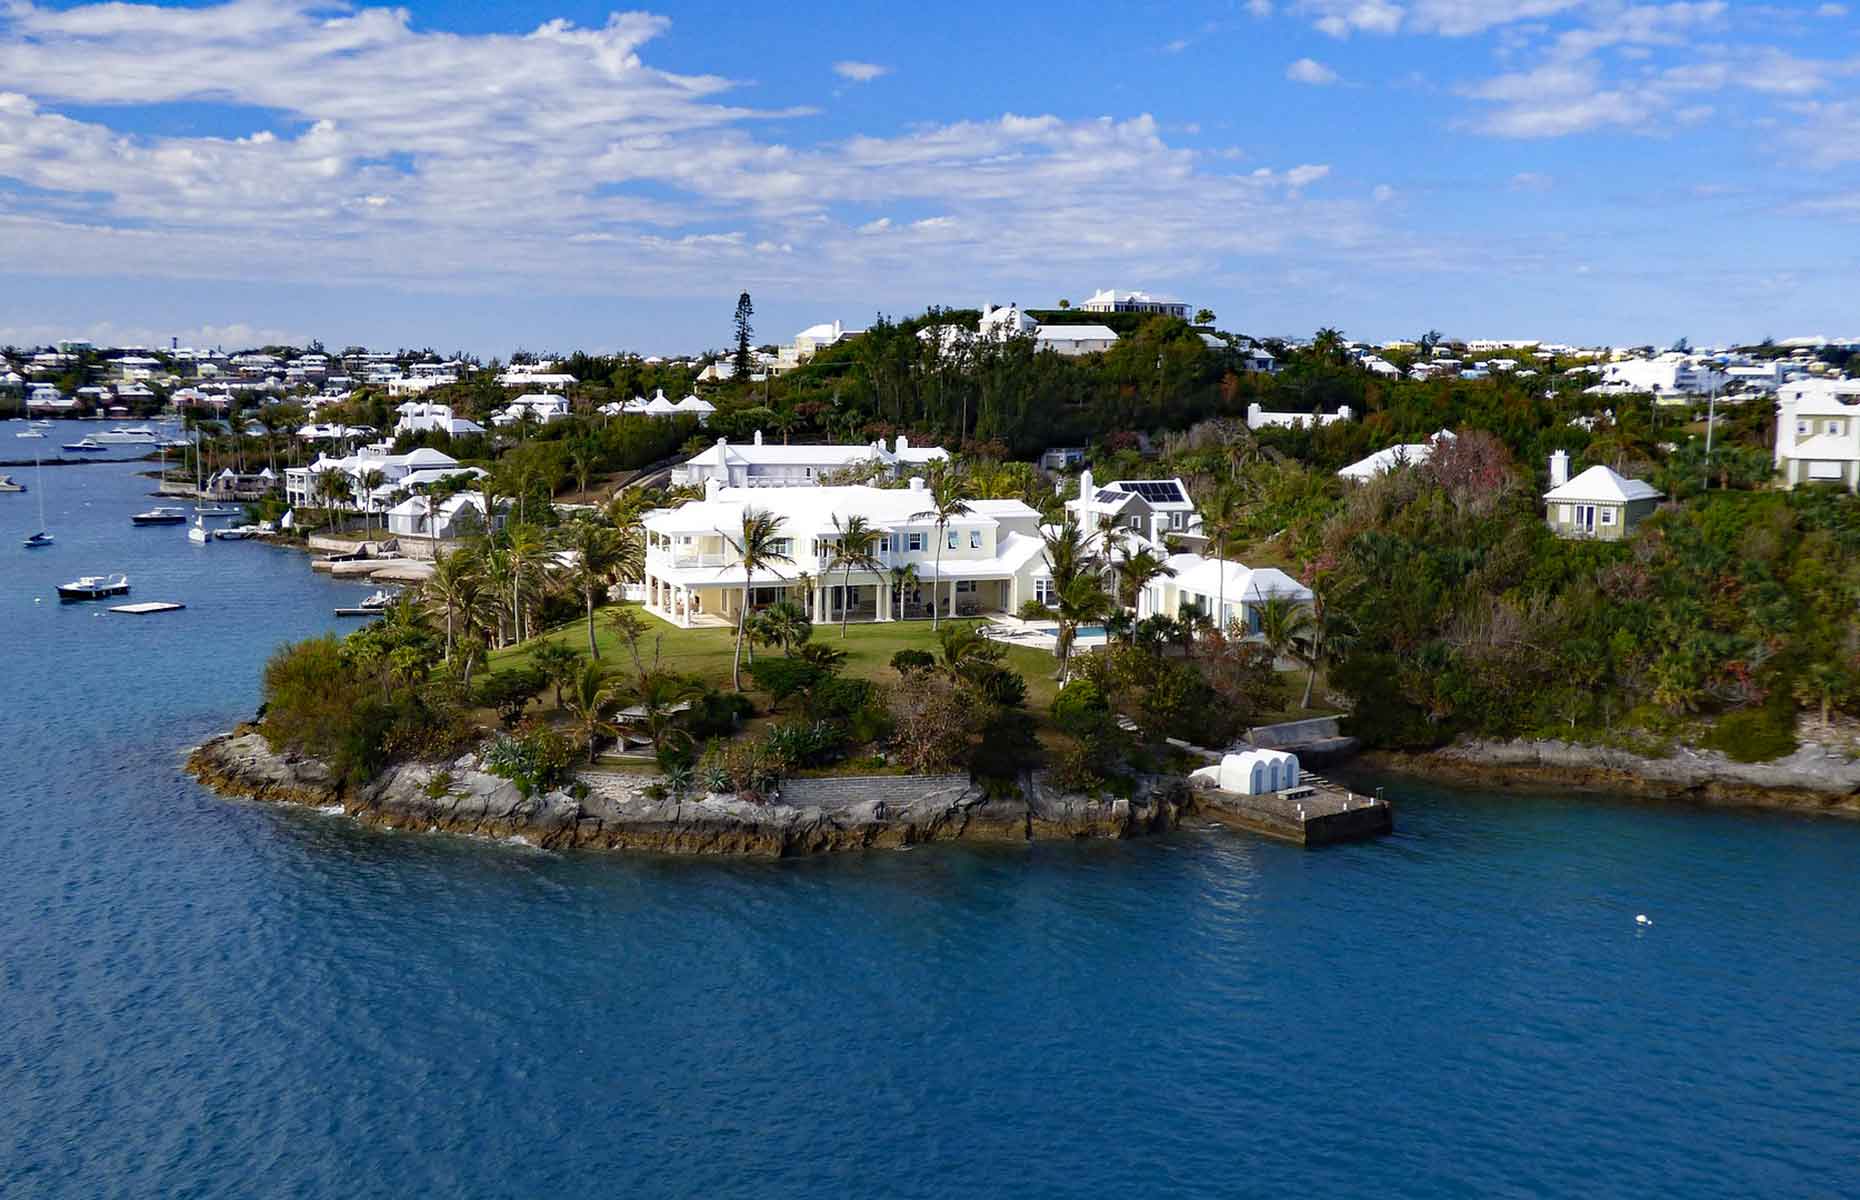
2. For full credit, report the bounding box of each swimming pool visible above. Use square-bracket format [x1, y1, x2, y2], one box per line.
[1037, 625, 1108, 639]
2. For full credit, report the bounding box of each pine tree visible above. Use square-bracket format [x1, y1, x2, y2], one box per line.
[732, 292, 754, 379]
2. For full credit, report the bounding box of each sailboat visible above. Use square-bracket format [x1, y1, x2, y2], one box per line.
[187, 514, 212, 545]
[23, 438, 52, 548]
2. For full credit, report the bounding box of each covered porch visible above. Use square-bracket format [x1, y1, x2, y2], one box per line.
[640, 570, 1017, 628]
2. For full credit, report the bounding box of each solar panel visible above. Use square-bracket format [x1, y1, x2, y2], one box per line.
[1094, 488, 1124, 503]
[1121, 480, 1185, 504]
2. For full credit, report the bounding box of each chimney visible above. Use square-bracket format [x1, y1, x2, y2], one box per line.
[896, 434, 909, 453]
[753, 429, 763, 446]
[909, 476, 924, 491]
[1079, 467, 1094, 501]
[1549, 449, 1569, 488]
[704, 476, 720, 500]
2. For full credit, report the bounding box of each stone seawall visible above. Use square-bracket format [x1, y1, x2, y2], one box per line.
[186, 730, 1193, 856]
[1367, 737, 1860, 815]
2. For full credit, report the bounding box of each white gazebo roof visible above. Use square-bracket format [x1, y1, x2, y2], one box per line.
[1543, 464, 1663, 503]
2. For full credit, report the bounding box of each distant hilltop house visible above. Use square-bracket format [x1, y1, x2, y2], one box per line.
[491, 393, 570, 427]
[921, 304, 1119, 357]
[394, 402, 485, 439]
[1543, 452, 1662, 539]
[1248, 401, 1355, 432]
[497, 362, 577, 391]
[671, 431, 949, 489]
[596, 388, 715, 424]
[1587, 353, 1729, 400]
[773, 320, 864, 374]
[1337, 430, 1455, 482]
[1773, 378, 1860, 492]
[1079, 288, 1191, 320]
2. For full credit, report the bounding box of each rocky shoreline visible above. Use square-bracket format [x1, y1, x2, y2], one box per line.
[186, 729, 1192, 856]
[1364, 737, 1860, 816]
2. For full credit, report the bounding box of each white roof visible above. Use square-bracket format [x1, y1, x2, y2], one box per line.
[1338, 431, 1455, 480]
[1036, 324, 1119, 344]
[645, 484, 1036, 538]
[1162, 553, 1312, 604]
[1543, 464, 1663, 503]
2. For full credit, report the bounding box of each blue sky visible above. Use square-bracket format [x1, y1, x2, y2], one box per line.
[0, 0, 1856, 355]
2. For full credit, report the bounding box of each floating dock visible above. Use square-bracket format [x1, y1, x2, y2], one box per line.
[108, 601, 186, 615]
[1196, 772, 1392, 846]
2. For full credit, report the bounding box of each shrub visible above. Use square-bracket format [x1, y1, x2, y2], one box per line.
[1017, 600, 1054, 622]
[1051, 679, 1109, 735]
[477, 667, 549, 728]
[687, 689, 755, 739]
[1699, 694, 1799, 763]
[762, 720, 842, 770]
[749, 657, 826, 711]
[890, 648, 935, 676]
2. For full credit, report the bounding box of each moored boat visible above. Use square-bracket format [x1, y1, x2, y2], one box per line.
[58, 573, 130, 601]
[131, 506, 188, 526]
[90, 425, 162, 445]
[62, 438, 109, 453]
[187, 516, 212, 545]
[24, 531, 54, 548]
[334, 588, 398, 617]
[0, 474, 23, 493]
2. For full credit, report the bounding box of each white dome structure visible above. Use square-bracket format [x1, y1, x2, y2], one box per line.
[1189, 749, 1301, 796]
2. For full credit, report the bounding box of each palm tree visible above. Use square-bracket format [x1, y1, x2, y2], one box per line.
[827, 513, 883, 637]
[625, 670, 706, 757]
[889, 562, 919, 620]
[313, 467, 351, 523]
[357, 467, 386, 534]
[505, 524, 550, 645]
[1116, 546, 1176, 614]
[912, 466, 972, 630]
[568, 440, 600, 498]
[758, 600, 812, 656]
[1052, 573, 1114, 684]
[421, 546, 483, 662]
[562, 660, 626, 762]
[558, 518, 639, 659]
[1255, 593, 1317, 699]
[724, 509, 791, 690]
[1200, 486, 1244, 634]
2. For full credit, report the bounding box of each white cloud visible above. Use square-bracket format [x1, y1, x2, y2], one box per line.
[832, 60, 890, 83]
[1509, 171, 1555, 191]
[1286, 57, 1340, 84]
[1372, 183, 1396, 202]
[1815, 3, 1846, 16]
[0, 3, 1380, 302]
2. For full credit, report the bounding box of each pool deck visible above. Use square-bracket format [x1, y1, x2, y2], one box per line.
[982, 617, 1108, 654]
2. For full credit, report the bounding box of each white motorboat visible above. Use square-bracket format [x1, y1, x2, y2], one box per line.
[90, 425, 162, 445]
[58, 573, 130, 601]
[62, 437, 109, 453]
[14, 429, 45, 439]
[131, 506, 188, 526]
[213, 525, 258, 541]
[334, 588, 398, 617]
[187, 515, 212, 544]
[193, 504, 240, 517]
[0, 475, 22, 493]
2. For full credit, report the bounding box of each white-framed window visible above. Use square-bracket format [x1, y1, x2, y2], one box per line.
[947, 529, 959, 549]
[1128, 516, 1142, 530]
[878, 535, 891, 554]
[771, 538, 794, 558]
[1600, 507, 1616, 526]
[969, 530, 982, 549]
[1829, 422, 1842, 435]
[1170, 512, 1185, 529]
[956, 579, 977, 593]
[1798, 421, 1810, 435]
[907, 532, 925, 552]
[1034, 578, 1055, 604]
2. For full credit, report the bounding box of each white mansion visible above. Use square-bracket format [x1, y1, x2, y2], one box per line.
[640, 478, 1049, 627]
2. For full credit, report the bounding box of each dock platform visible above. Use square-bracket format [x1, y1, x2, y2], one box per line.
[1196, 772, 1392, 846]
[109, 601, 186, 615]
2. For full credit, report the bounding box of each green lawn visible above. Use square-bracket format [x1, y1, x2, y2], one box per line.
[493, 603, 1065, 711]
